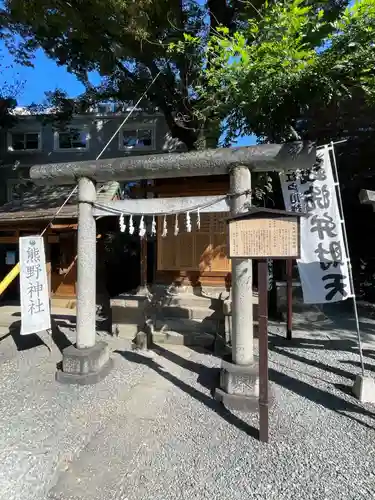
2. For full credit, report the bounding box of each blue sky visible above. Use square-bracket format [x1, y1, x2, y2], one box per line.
[0, 41, 256, 146]
[0, 47, 101, 104]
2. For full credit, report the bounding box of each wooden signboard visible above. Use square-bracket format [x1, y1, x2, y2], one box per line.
[228, 215, 300, 259]
[227, 208, 304, 444]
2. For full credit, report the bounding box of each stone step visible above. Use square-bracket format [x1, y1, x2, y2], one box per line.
[153, 330, 216, 347]
[154, 293, 225, 310]
[112, 323, 139, 338]
[151, 284, 230, 299]
[51, 297, 77, 309]
[156, 292, 258, 309]
[111, 294, 149, 326]
[155, 317, 220, 335]
[158, 305, 222, 320]
[112, 322, 216, 347]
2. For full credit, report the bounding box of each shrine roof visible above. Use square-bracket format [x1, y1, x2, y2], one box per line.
[0, 181, 120, 222]
[29, 142, 316, 186]
[227, 207, 307, 222]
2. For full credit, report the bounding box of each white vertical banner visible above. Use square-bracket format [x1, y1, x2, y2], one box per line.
[280, 145, 354, 304]
[19, 236, 51, 335]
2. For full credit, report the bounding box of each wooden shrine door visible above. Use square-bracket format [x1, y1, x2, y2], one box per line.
[157, 213, 231, 274]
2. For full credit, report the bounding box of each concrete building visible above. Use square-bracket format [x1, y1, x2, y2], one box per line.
[0, 105, 175, 304]
[0, 104, 173, 204]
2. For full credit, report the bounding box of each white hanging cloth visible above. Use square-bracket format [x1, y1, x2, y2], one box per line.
[129, 215, 135, 235]
[162, 215, 168, 237]
[119, 214, 126, 233]
[139, 216, 146, 238]
[186, 211, 192, 232]
[117, 201, 213, 237]
[151, 215, 156, 236]
[174, 214, 179, 236]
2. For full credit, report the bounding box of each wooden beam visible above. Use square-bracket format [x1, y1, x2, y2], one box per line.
[0, 237, 18, 244]
[51, 223, 78, 230]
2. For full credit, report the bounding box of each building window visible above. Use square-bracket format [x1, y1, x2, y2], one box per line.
[54, 127, 89, 151]
[8, 131, 41, 152]
[119, 127, 155, 151]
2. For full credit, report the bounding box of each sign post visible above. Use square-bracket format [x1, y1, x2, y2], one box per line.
[228, 208, 304, 443]
[19, 236, 51, 336]
[257, 257, 269, 442]
[286, 259, 293, 340]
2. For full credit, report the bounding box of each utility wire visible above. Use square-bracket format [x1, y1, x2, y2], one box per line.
[39, 70, 162, 237]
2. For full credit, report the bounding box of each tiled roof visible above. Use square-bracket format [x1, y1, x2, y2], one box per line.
[0, 181, 120, 222]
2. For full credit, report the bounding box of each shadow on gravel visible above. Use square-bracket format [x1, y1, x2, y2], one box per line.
[1, 317, 73, 353]
[269, 368, 374, 429]
[340, 359, 375, 373]
[50, 319, 73, 353]
[269, 335, 364, 354]
[116, 347, 259, 440]
[7, 320, 46, 351]
[267, 336, 375, 430]
[269, 339, 356, 381]
[277, 309, 375, 344]
[269, 336, 375, 376]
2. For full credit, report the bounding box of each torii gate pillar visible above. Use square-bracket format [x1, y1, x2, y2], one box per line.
[229, 166, 253, 365]
[56, 177, 113, 384]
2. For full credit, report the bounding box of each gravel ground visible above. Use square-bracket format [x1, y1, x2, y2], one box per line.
[0, 316, 374, 500]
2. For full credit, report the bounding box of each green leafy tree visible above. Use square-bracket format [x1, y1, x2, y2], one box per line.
[1, 0, 352, 149]
[170, 0, 375, 144]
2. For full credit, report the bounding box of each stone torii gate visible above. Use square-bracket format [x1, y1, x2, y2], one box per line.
[30, 143, 315, 392]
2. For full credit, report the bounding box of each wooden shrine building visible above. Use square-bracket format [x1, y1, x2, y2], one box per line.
[152, 175, 231, 289]
[0, 181, 120, 305]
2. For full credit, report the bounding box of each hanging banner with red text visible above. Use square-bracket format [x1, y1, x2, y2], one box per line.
[280, 145, 353, 304]
[19, 236, 51, 335]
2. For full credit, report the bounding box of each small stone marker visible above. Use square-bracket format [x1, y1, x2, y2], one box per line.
[352, 375, 375, 404]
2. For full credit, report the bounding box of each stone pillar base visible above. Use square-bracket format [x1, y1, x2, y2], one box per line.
[56, 341, 113, 385]
[352, 374, 375, 403]
[214, 357, 259, 412]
